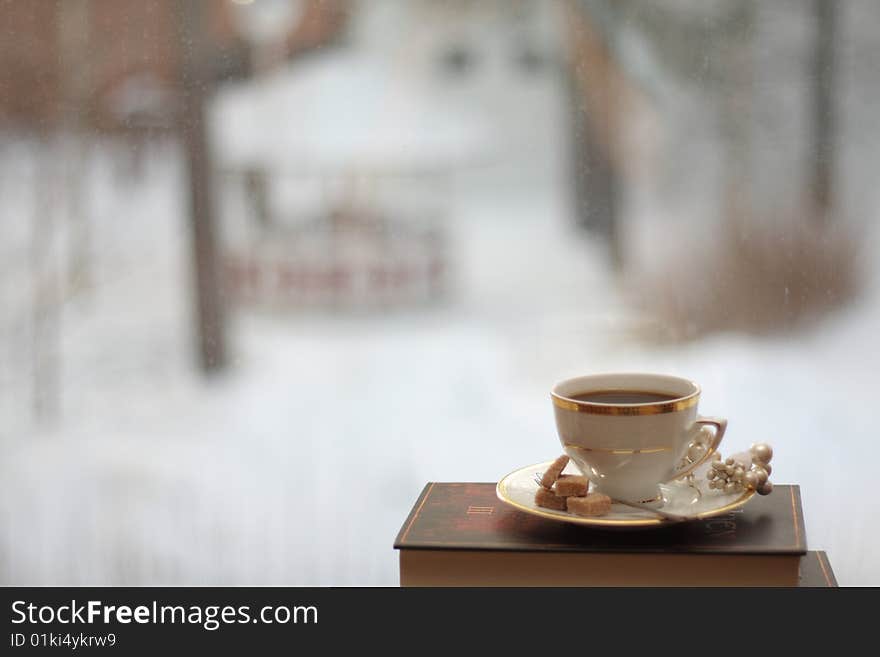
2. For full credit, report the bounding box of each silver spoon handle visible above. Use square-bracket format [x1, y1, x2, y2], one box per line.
[610, 497, 696, 522]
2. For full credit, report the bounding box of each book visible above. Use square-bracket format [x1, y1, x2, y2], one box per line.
[395, 482, 810, 586]
[798, 551, 838, 587]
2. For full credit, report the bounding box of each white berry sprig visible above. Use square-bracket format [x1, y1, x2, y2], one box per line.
[706, 442, 774, 496]
[746, 442, 773, 496]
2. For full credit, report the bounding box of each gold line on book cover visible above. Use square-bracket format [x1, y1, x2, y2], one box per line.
[816, 551, 832, 586]
[398, 482, 435, 545]
[790, 486, 801, 550]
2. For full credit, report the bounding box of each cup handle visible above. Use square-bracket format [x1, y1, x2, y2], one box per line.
[670, 416, 727, 481]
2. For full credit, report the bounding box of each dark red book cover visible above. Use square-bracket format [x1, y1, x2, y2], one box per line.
[395, 483, 806, 555]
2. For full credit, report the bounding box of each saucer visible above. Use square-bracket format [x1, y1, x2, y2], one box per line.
[496, 460, 755, 528]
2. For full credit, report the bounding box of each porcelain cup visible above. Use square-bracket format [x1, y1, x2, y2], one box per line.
[551, 373, 726, 503]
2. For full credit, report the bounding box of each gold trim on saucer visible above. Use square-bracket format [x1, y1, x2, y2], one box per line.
[563, 443, 671, 455]
[495, 461, 755, 528]
[551, 392, 699, 416]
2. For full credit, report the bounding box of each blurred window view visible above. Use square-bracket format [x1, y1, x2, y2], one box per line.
[1, 0, 877, 584]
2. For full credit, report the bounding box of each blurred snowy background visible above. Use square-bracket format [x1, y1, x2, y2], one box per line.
[1, 0, 878, 585]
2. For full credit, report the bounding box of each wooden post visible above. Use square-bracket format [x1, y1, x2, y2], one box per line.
[176, 0, 227, 373]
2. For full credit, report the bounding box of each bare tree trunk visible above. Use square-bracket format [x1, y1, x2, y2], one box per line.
[58, 0, 93, 294]
[566, 66, 622, 268]
[31, 139, 61, 422]
[244, 167, 272, 230]
[810, 0, 837, 225]
[564, 1, 623, 271]
[719, 2, 756, 243]
[176, 0, 227, 373]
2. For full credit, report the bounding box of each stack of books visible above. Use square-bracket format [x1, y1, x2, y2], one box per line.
[394, 483, 835, 586]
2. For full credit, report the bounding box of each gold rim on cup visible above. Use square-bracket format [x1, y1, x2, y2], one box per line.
[550, 387, 701, 416]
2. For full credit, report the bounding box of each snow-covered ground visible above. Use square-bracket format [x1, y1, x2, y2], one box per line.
[2, 0, 879, 585]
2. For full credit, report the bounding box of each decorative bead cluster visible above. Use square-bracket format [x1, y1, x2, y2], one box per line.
[707, 443, 774, 496]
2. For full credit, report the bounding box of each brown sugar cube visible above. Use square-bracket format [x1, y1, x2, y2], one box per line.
[553, 474, 588, 497]
[566, 493, 612, 517]
[540, 455, 570, 489]
[534, 487, 567, 511]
